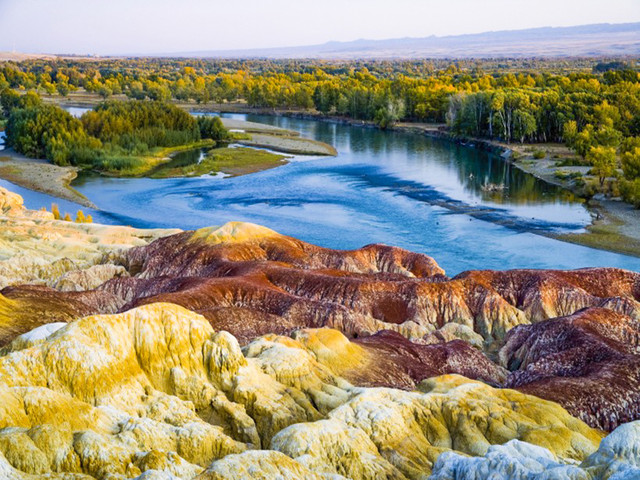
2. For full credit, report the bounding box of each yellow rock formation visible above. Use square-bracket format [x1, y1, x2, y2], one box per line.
[0, 187, 178, 290]
[0, 303, 605, 479]
[190, 222, 280, 245]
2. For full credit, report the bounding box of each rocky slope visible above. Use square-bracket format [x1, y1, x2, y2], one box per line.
[0, 187, 178, 344]
[502, 307, 640, 431]
[1, 188, 640, 479]
[429, 420, 640, 480]
[0, 303, 605, 479]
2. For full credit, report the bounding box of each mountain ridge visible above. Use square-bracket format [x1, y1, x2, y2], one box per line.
[166, 22, 640, 59]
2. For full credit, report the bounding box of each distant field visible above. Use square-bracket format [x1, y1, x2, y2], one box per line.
[0, 52, 106, 62]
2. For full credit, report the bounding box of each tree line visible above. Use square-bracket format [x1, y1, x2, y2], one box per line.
[0, 57, 639, 204]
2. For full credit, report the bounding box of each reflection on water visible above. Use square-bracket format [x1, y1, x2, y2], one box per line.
[12, 109, 640, 274]
[66, 107, 89, 118]
[145, 148, 208, 177]
[232, 113, 589, 228]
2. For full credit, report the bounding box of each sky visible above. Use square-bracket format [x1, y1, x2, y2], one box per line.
[0, 0, 638, 55]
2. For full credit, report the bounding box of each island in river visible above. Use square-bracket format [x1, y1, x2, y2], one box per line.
[0, 104, 336, 208]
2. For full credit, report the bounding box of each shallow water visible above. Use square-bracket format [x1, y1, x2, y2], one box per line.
[10, 110, 640, 274]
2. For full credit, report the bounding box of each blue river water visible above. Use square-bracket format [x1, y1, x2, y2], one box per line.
[3, 112, 640, 275]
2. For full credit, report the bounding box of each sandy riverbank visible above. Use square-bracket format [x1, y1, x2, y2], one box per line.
[238, 133, 337, 156]
[218, 119, 337, 156]
[495, 142, 640, 259]
[0, 149, 96, 208]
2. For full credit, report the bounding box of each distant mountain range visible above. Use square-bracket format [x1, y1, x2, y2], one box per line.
[171, 23, 640, 59]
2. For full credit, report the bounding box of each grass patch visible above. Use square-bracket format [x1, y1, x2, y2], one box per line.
[555, 222, 640, 258]
[554, 169, 583, 180]
[0, 165, 22, 176]
[553, 205, 640, 258]
[556, 157, 590, 167]
[95, 139, 216, 176]
[149, 147, 286, 178]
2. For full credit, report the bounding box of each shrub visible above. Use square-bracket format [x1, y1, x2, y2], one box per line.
[197, 115, 229, 141]
[554, 170, 582, 180]
[621, 147, 640, 180]
[620, 178, 640, 208]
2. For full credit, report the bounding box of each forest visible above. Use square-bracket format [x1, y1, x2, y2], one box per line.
[0, 88, 228, 172]
[0, 57, 639, 204]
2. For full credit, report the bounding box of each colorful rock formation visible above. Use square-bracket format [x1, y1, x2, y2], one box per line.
[0, 187, 177, 344]
[1, 188, 640, 479]
[430, 420, 640, 480]
[99, 223, 639, 350]
[0, 303, 604, 479]
[502, 307, 640, 431]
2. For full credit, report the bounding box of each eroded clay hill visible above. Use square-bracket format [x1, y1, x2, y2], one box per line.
[0, 303, 638, 480]
[0, 303, 619, 479]
[502, 307, 640, 431]
[1, 189, 640, 478]
[0, 187, 177, 345]
[1, 211, 640, 431]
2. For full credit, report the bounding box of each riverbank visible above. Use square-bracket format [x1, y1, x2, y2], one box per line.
[258, 113, 640, 258]
[0, 140, 291, 204]
[0, 109, 335, 207]
[493, 142, 640, 259]
[0, 149, 95, 208]
[226, 109, 640, 259]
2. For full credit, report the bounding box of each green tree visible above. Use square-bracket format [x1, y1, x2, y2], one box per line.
[0, 89, 21, 116]
[587, 146, 617, 187]
[620, 178, 640, 207]
[98, 85, 113, 99]
[197, 115, 228, 141]
[6, 99, 100, 166]
[146, 82, 171, 102]
[621, 147, 640, 180]
[574, 125, 595, 159]
[374, 96, 405, 129]
[57, 82, 70, 97]
[563, 120, 578, 146]
[513, 109, 536, 143]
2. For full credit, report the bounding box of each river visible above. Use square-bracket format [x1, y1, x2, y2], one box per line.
[6, 111, 640, 275]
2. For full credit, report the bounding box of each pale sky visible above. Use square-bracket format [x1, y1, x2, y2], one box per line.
[0, 0, 638, 55]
